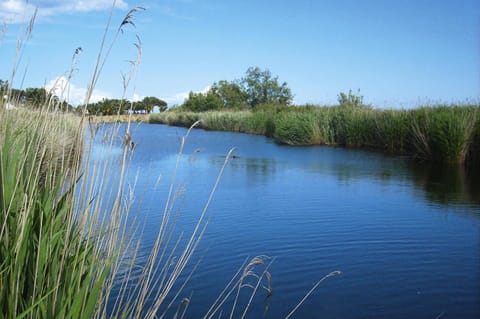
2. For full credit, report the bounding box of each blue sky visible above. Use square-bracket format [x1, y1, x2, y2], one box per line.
[0, 0, 479, 107]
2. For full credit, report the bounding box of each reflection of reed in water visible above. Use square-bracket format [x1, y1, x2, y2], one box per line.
[410, 162, 480, 208]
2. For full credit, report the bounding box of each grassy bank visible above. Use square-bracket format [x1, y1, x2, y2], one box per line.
[149, 104, 480, 165]
[88, 113, 150, 123]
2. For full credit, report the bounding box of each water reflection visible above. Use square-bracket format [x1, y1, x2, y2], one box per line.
[409, 163, 480, 207]
[211, 143, 480, 210]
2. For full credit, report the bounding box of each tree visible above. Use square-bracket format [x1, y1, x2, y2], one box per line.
[241, 67, 293, 107]
[0, 79, 7, 92]
[142, 96, 167, 113]
[182, 91, 223, 112]
[24, 87, 48, 108]
[211, 80, 248, 109]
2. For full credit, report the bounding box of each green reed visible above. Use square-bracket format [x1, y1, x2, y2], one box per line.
[150, 104, 480, 165]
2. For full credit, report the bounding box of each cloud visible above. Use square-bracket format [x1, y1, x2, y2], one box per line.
[0, 0, 128, 24]
[131, 92, 143, 102]
[45, 75, 112, 106]
[161, 91, 189, 106]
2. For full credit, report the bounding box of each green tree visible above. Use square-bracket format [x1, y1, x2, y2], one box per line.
[24, 87, 49, 108]
[142, 96, 167, 113]
[211, 80, 248, 109]
[241, 67, 293, 107]
[182, 90, 223, 112]
[84, 98, 127, 115]
[0, 79, 7, 92]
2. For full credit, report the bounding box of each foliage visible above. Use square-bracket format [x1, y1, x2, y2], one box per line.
[0, 109, 103, 318]
[0, 79, 74, 111]
[150, 104, 480, 165]
[133, 96, 167, 113]
[337, 89, 365, 108]
[82, 95, 167, 115]
[274, 112, 316, 145]
[240, 67, 293, 107]
[410, 106, 479, 163]
[182, 90, 224, 112]
[211, 80, 248, 109]
[179, 67, 293, 111]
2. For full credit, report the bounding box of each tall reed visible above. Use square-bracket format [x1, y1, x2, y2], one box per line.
[151, 104, 480, 165]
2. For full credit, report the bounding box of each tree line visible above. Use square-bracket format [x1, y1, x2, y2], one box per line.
[0, 79, 74, 112]
[83, 96, 167, 115]
[178, 67, 294, 112]
[1, 79, 167, 115]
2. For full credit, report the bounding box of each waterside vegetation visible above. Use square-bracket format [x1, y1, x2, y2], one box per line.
[150, 103, 480, 165]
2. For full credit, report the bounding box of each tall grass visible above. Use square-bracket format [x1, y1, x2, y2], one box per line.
[0, 107, 98, 318]
[150, 104, 480, 164]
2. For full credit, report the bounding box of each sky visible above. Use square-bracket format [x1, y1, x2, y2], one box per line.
[0, 0, 479, 108]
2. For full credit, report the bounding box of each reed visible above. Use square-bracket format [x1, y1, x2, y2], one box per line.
[0, 106, 96, 318]
[151, 104, 480, 165]
[410, 106, 479, 163]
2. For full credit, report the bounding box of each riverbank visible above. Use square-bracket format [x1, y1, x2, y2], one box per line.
[149, 104, 480, 165]
[88, 113, 150, 123]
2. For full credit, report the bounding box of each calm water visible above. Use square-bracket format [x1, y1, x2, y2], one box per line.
[89, 123, 480, 318]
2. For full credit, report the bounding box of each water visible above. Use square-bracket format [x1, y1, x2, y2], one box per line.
[89, 123, 480, 318]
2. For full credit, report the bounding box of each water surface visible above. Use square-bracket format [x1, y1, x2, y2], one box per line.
[90, 123, 480, 318]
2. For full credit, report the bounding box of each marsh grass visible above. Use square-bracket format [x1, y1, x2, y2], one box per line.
[151, 104, 480, 164]
[0, 107, 96, 318]
[410, 106, 479, 163]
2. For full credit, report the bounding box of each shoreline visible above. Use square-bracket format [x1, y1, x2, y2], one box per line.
[88, 114, 150, 123]
[148, 105, 480, 165]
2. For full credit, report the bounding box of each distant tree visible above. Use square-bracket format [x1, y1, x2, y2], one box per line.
[241, 67, 293, 107]
[142, 96, 167, 113]
[179, 67, 293, 111]
[182, 91, 223, 112]
[0, 79, 7, 92]
[211, 80, 248, 109]
[85, 98, 128, 115]
[24, 87, 49, 108]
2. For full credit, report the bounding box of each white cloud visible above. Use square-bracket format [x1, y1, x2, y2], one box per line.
[0, 0, 128, 24]
[161, 91, 189, 106]
[45, 75, 112, 106]
[130, 92, 144, 102]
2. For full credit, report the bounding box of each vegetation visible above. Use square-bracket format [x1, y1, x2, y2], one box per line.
[0, 79, 75, 112]
[83, 96, 167, 115]
[337, 89, 366, 108]
[178, 67, 293, 112]
[0, 107, 96, 318]
[150, 103, 480, 165]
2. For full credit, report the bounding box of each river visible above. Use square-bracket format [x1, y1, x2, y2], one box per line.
[88, 123, 480, 318]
